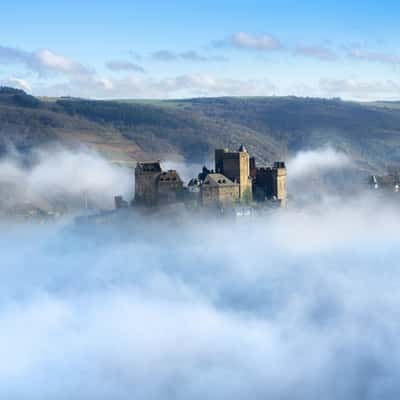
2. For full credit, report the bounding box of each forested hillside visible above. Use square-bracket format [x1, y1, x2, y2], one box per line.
[1, 87, 400, 172]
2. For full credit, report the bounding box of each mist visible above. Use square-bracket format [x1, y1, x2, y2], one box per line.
[287, 147, 351, 179]
[0, 147, 132, 212]
[286, 147, 367, 202]
[1, 147, 400, 399]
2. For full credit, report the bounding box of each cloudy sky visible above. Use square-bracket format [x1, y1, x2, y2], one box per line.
[1, 0, 400, 100]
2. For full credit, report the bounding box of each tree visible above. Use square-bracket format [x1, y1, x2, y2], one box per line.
[241, 187, 253, 205]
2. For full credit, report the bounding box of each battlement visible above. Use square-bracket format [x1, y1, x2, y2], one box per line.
[136, 161, 162, 173]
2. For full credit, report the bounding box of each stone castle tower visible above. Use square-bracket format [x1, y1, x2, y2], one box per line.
[272, 161, 287, 201]
[134, 161, 162, 205]
[214, 145, 252, 198]
[134, 161, 183, 206]
[253, 161, 287, 204]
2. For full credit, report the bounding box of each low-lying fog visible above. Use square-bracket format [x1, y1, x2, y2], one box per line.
[1, 146, 399, 399]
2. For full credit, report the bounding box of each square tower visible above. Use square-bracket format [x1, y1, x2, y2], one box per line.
[134, 161, 162, 205]
[273, 161, 287, 201]
[214, 145, 252, 199]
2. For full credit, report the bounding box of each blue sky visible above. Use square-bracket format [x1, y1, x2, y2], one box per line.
[1, 0, 400, 99]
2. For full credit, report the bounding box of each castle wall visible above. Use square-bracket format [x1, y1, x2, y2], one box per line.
[135, 169, 160, 206]
[254, 168, 274, 199]
[134, 162, 184, 207]
[253, 162, 287, 203]
[201, 184, 239, 206]
[157, 171, 183, 204]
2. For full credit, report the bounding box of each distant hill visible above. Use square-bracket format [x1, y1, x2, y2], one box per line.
[1, 86, 400, 173]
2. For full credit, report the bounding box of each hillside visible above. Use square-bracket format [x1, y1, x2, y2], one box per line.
[1, 87, 400, 172]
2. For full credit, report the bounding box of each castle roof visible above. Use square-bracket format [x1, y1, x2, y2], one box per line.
[203, 173, 236, 187]
[158, 170, 182, 183]
[136, 161, 161, 172]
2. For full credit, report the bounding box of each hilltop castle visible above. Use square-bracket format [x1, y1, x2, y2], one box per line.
[117, 145, 287, 210]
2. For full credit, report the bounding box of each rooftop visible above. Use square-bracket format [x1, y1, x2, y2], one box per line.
[137, 161, 162, 172]
[203, 173, 236, 186]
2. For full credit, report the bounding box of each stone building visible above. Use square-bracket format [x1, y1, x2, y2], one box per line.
[134, 161, 183, 206]
[214, 145, 252, 199]
[128, 144, 287, 210]
[157, 170, 183, 204]
[134, 161, 162, 206]
[200, 173, 240, 206]
[253, 161, 287, 203]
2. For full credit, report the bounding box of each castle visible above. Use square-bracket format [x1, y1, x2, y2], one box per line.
[116, 145, 287, 209]
[134, 161, 184, 206]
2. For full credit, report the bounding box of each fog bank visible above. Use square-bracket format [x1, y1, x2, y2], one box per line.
[1, 191, 400, 399]
[0, 147, 132, 211]
[0, 146, 398, 399]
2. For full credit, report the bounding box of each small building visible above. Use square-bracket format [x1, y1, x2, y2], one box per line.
[200, 173, 240, 206]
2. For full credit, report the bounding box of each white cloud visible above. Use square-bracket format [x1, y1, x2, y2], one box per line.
[106, 60, 145, 73]
[0, 45, 91, 76]
[36, 73, 276, 99]
[97, 77, 114, 89]
[319, 78, 400, 99]
[35, 49, 82, 74]
[214, 32, 283, 51]
[347, 48, 400, 65]
[229, 32, 283, 50]
[294, 45, 338, 61]
[150, 50, 227, 62]
[1, 77, 32, 92]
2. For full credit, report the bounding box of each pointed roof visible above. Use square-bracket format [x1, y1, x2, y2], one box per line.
[203, 173, 236, 187]
[238, 144, 247, 153]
